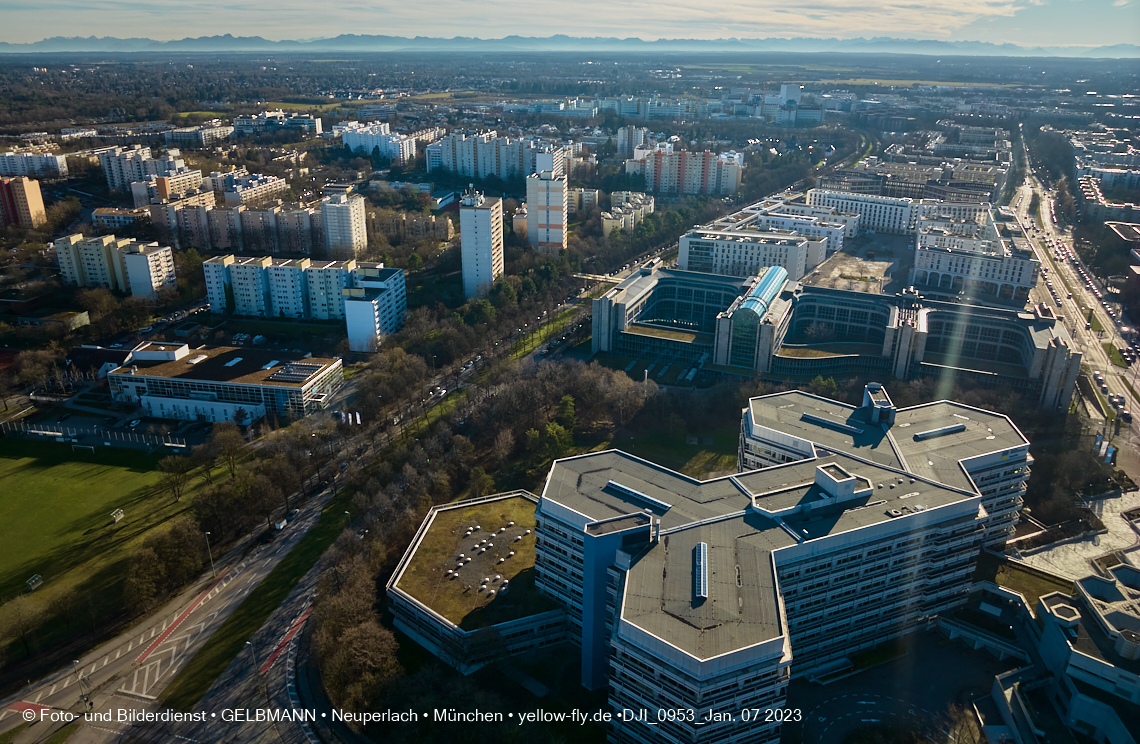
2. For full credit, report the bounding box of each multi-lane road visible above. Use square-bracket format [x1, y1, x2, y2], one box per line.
[0, 487, 336, 744]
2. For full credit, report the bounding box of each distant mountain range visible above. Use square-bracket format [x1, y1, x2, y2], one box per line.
[0, 34, 1137, 58]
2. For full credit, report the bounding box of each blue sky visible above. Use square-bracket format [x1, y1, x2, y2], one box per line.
[3, 0, 1136, 48]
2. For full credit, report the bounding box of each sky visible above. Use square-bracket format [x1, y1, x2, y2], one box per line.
[2, 0, 1137, 48]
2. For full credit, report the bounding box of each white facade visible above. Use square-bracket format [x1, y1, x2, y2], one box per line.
[678, 228, 824, 281]
[54, 233, 176, 299]
[228, 256, 274, 317]
[341, 122, 417, 164]
[436, 131, 569, 180]
[267, 259, 311, 318]
[343, 266, 408, 352]
[459, 191, 504, 299]
[526, 171, 567, 254]
[322, 194, 367, 260]
[99, 146, 186, 192]
[807, 189, 991, 236]
[0, 151, 68, 178]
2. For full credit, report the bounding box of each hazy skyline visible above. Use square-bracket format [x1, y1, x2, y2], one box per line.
[2, 0, 1136, 49]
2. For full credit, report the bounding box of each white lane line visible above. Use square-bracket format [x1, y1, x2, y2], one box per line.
[102, 656, 109, 667]
[0, 710, 11, 721]
[49, 684, 57, 695]
[116, 648, 122, 659]
[127, 641, 133, 652]
[88, 663, 96, 675]
[34, 691, 44, 703]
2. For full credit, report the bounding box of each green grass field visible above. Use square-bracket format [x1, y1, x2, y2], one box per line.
[1104, 343, 1127, 368]
[0, 440, 222, 663]
[610, 425, 740, 478]
[510, 308, 577, 360]
[974, 552, 1073, 610]
[264, 101, 345, 112]
[161, 488, 353, 711]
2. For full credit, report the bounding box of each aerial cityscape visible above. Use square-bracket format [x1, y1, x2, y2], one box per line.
[0, 7, 1138, 744]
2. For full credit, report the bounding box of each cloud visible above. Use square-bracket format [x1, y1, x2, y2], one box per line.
[2, 0, 1038, 43]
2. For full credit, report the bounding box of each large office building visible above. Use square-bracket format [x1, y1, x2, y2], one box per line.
[0, 176, 47, 229]
[806, 189, 990, 235]
[739, 384, 1030, 546]
[54, 233, 176, 299]
[459, 190, 504, 298]
[107, 343, 343, 422]
[910, 208, 1040, 303]
[204, 255, 406, 350]
[714, 194, 860, 254]
[0, 151, 68, 179]
[679, 224, 826, 281]
[592, 263, 1081, 411]
[233, 111, 323, 136]
[322, 193, 367, 260]
[390, 379, 1012, 743]
[163, 121, 234, 148]
[526, 170, 568, 254]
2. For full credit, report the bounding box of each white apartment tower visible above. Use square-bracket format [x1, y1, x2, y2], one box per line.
[459, 190, 504, 299]
[54, 233, 175, 299]
[525, 170, 567, 254]
[322, 194, 367, 260]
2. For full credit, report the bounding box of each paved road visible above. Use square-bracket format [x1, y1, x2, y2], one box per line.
[0, 486, 337, 744]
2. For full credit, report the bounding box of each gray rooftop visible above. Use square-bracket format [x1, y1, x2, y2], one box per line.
[543, 448, 980, 660]
[746, 392, 1029, 490]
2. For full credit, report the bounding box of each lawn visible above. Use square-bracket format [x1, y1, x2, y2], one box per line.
[160, 487, 354, 711]
[510, 308, 578, 360]
[973, 552, 1073, 610]
[1104, 343, 1127, 368]
[396, 496, 557, 629]
[609, 424, 740, 478]
[0, 440, 199, 647]
[264, 101, 345, 112]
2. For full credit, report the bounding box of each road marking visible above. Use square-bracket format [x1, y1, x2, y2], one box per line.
[49, 684, 57, 695]
[7, 702, 51, 715]
[0, 710, 10, 721]
[136, 567, 231, 664]
[102, 656, 109, 667]
[33, 692, 43, 703]
[88, 663, 96, 675]
[260, 607, 312, 674]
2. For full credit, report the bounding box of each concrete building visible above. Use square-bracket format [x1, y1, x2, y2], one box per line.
[435, 131, 569, 180]
[0, 177, 47, 229]
[806, 189, 990, 236]
[526, 170, 567, 254]
[566, 187, 600, 216]
[107, 344, 343, 422]
[739, 384, 1030, 547]
[203, 255, 406, 344]
[714, 194, 860, 255]
[54, 233, 175, 299]
[615, 126, 648, 157]
[459, 190, 504, 299]
[322, 193, 367, 260]
[591, 264, 1081, 412]
[0, 151, 68, 179]
[637, 149, 743, 196]
[343, 265, 408, 352]
[679, 224, 825, 282]
[600, 193, 655, 237]
[148, 189, 217, 249]
[163, 121, 234, 148]
[341, 122, 417, 164]
[233, 111, 323, 136]
[99, 146, 186, 192]
[130, 169, 203, 208]
[220, 174, 290, 208]
[92, 207, 149, 230]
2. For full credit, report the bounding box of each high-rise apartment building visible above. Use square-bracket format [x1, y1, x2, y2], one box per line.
[0, 177, 47, 229]
[99, 146, 186, 192]
[130, 169, 204, 208]
[0, 151, 68, 179]
[54, 233, 176, 299]
[341, 122, 418, 164]
[322, 194, 367, 260]
[615, 126, 648, 158]
[459, 190, 504, 299]
[639, 150, 743, 195]
[203, 255, 406, 351]
[525, 171, 567, 254]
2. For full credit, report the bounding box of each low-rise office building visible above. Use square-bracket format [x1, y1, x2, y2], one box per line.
[679, 224, 826, 281]
[233, 111, 322, 136]
[108, 343, 343, 422]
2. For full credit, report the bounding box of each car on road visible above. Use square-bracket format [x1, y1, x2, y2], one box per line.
[138, 325, 153, 333]
[128, 419, 141, 428]
[287, 508, 300, 521]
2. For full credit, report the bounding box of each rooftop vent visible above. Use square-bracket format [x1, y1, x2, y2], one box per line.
[913, 423, 967, 441]
[261, 360, 280, 370]
[187, 354, 208, 365]
[693, 542, 709, 600]
[223, 357, 243, 367]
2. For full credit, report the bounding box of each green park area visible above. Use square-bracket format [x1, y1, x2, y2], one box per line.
[614, 425, 741, 478]
[974, 552, 1073, 609]
[0, 440, 197, 658]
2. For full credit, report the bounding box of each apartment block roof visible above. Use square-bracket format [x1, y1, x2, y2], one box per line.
[110, 345, 338, 388]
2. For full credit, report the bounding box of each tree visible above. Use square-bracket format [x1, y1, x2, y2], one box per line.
[555, 394, 577, 434]
[124, 548, 165, 612]
[321, 620, 403, 713]
[232, 407, 250, 427]
[468, 467, 494, 498]
[50, 588, 84, 629]
[190, 442, 217, 486]
[158, 455, 193, 502]
[543, 422, 572, 457]
[524, 428, 542, 452]
[210, 422, 245, 477]
[492, 428, 515, 465]
[808, 375, 839, 399]
[0, 369, 12, 410]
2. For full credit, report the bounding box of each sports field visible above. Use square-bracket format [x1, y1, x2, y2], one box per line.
[0, 440, 195, 644]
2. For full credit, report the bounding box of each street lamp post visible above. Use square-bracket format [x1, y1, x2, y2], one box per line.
[204, 531, 216, 579]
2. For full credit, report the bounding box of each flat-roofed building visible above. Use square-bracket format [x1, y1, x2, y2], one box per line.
[739, 383, 1030, 546]
[0, 176, 47, 229]
[526, 170, 567, 254]
[0, 151, 68, 178]
[107, 343, 343, 422]
[342, 265, 407, 352]
[459, 190, 504, 298]
[54, 233, 175, 299]
[679, 224, 824, 281]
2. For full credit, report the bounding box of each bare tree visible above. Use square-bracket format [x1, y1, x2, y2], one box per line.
[210, 423, 245, 477]
[5, 595, 41, 657]
[492, 428, 515, 465]
[158, 456, 193, 502]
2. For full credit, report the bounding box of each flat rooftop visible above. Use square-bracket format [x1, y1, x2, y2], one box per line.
[745, 391, 1028, 490]
[110, 346, 339, 388]
[394, 494, 558, 630]
[543, 449, 979, 660]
